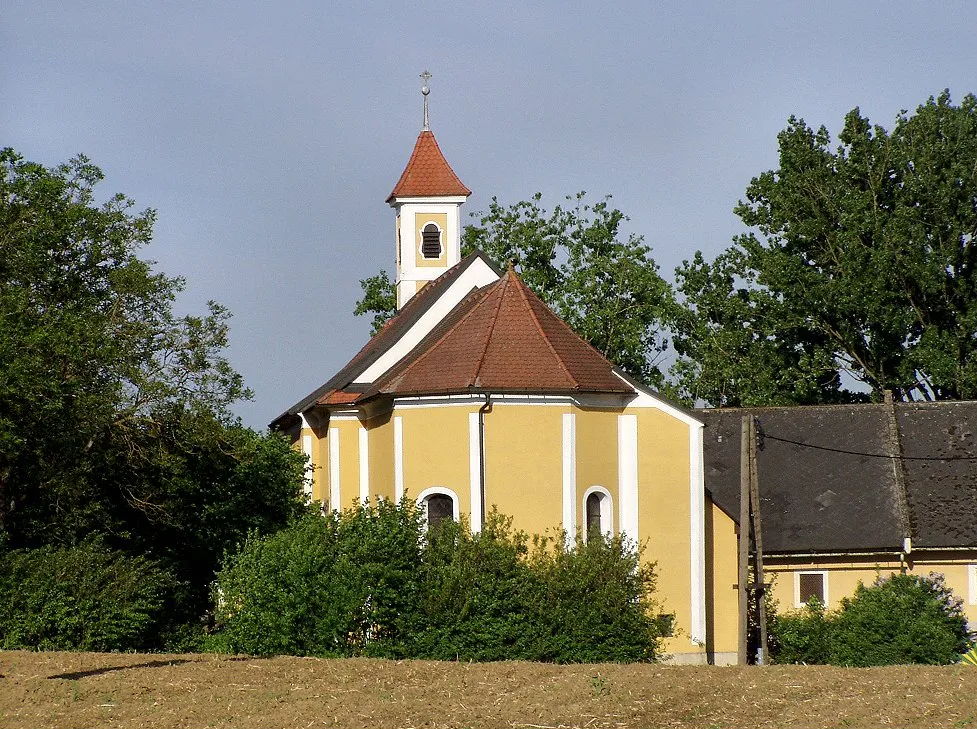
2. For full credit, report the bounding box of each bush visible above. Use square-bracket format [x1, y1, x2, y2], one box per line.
[0, 541, 175, 651]
[770, 599, 830, 665]
[827, 573, 971, 666]
[208, 500, 423, 657]
[209, 504, 671, 662]
[770, 572, 973, 666]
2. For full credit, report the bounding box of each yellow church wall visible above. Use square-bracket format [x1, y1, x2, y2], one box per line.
[484, 404, 564, 539]
[706, 501, 740, 663]
[574, 408, 620, 533]
[332, 417, 365, 510]
[633, 408, 702, 661]
[414, 212, 448, 268]
[365, 413, 395, 502]
[398, 405, 474, 515]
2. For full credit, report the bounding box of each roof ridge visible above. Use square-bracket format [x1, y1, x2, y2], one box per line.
[512, 271, 578, 388]
[382, 283, 495, 390]
[471, 274, 510, 386]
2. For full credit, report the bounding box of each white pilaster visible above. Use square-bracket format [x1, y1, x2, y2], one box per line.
[689, 423, 706, 644]
[358, 426, 369, 502]
[329, 427, 341, 511]
[562, 412, 577, 548]
[469, 412, 483, 533]
[394, 416, 404, 503]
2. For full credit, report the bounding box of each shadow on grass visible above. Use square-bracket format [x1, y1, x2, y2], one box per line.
[49, 655, 255, 681]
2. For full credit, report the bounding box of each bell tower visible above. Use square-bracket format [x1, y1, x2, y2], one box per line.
[387, 71, 471, 310]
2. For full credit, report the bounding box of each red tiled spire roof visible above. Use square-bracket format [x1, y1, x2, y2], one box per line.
[369, 268, 634, 397]
[386, 130, 471, 202]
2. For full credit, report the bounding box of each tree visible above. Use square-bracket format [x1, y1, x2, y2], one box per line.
[672, 91, 977, 405]
[0, 148, 307, 643]
[356, 193, 674, 388]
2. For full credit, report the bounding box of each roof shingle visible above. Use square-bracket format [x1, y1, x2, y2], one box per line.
[386, 130, 471, 202]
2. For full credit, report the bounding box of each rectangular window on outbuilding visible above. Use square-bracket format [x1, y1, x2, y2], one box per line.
[795, 571, 827, 607]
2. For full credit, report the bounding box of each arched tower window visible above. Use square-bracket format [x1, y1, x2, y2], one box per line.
[421, 223, 442, 259]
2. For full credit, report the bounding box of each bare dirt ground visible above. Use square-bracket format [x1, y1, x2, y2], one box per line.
[2, 650, 976, 729]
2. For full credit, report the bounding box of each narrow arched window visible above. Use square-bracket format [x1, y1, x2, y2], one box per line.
[426, 493, 454, 530]
[421, 223, 442, 259]
[586, 492, 602, 538]
[583, 487, 612, 541]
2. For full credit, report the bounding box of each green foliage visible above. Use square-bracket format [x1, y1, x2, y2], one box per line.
[768, 599, 830, 665]
[0, 541, 175, 651]
[770, 573, 973, 666]
[355, 193, 673, 388]
[0, 148, 308, 646]
[827, 573, 971, 666]
[673, 90, 977, 405]
[209, 500, 424, 657]
[354, 269, 397, 335]
[210, 506, 670, 662]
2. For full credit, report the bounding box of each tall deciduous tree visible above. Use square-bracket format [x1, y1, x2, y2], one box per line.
[356, 193, 674, 388]
[0, 149, 307, 636]
[672, 91, 977, 405]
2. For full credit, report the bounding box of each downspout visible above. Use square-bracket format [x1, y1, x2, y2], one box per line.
[478, 393, 492, 531]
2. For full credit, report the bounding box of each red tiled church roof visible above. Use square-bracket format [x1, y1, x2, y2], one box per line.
[386, 130, 471, 202]
[368, 267, 634, 397]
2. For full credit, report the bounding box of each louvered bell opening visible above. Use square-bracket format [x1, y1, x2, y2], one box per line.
[798, 573, 824, 604]
[421, 223, 442, 258]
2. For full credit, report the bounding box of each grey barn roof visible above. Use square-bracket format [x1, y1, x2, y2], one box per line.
[698, 401, 977, 555]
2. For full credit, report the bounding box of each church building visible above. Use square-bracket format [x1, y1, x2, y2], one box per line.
[273, 79, 744, 664]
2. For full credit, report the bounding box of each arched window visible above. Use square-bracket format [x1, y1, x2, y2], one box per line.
[421, 223, 442, 259]
[426, 493, 454, 530]
[582, 486, 613, 541]
[417, 487, 459, 531]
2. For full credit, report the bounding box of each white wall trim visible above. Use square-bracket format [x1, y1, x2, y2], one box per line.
[301, 434, 314, 498]
[394, 416, 404, 502]
[618, 414, 639, 541]
[357, 258, 500, 383]
[416, 486, 462, 527]
[469, 412, 482, 533]
[358, 426, 369, 502]
[689, 423, 706, 644]
[794, 570, 829, 608]
[328, 427, 341, 511]
[968, 564, 977, 605]
[613, 371, 704, 428]
[392, 393, 626, 409]
[562, 413, 577, 548]
[582, 485, 613, 541]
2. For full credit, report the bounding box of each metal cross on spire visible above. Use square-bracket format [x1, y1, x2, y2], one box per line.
[420, 70, 432, 130]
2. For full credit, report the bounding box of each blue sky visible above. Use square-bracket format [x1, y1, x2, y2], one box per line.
[4, 1, 976, 427]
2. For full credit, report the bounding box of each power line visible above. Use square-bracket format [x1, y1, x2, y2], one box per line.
[762, 433, 977, 461]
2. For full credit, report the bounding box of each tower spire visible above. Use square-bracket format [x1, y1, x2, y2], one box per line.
[420, 70, 432, 131]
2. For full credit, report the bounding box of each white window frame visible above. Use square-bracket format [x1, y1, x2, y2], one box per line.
[416, 486, 460, 530]
[968, 563, 977, 605]
[582, 485, 613, 541]
[794, 570, 829, 608]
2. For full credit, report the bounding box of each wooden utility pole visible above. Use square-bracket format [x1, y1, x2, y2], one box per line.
[737, 415, 750, 665]
[748, 416, 768, 664]
[738, 414, 767, 665]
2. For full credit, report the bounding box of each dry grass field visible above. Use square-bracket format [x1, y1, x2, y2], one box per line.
[2, 650, 977, 729]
